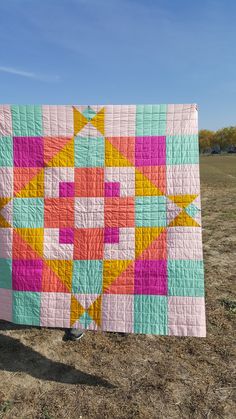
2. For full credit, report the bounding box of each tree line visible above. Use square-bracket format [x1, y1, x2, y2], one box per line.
[199, 126, 236, 153]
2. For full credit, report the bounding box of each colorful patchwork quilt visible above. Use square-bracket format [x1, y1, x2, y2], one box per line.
[0, 104, 206, 336]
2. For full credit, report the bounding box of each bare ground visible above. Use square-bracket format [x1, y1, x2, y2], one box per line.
[0, 155, 235, 419]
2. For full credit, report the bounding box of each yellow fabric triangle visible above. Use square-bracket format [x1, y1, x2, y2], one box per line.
[90, 107, 105, 135]
[135, 227, 165, 258]
[15, 169, 44, 198]
[0, 214, 11, 228]
[103, 260, 133, 292]
[168, 210, 200, 227]
[0, 197, 11, 210]
[46, 137, 74, 167]
[70, 295, 85, 326]
[105, 139, 133, 167]
[167, 194, 198, 209]
[87, 295, 102, 327]
[44, 260, 73, 292]
[15, 228, 44, 257]
[73, 107, 88, 135]
[135, 168, 164, 196]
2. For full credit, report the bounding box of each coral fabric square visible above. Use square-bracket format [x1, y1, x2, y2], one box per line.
[75, 168, 104, 197]
[74, 228, 104, 259]
[105, 197, 135, 227]
[44, 198, 74, 227]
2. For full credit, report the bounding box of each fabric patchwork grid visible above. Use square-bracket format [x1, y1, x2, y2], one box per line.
[0, 104, 206, 336]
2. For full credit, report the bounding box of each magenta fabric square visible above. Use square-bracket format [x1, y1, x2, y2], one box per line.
[12, 260, 43, 292]
[13, 137, 44, 167]
[59, 228, 74, 244]
[134, 260, 167, 295]
[104, 227, 120, 243]
[135, 136, 166, 166]
[59, 182, 75, 197]
[105, 182, 120, 197]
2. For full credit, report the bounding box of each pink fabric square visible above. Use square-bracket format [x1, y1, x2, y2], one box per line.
[105, 182, 120, 197]
[104, 227, 119, 243]
[134, 260, 167, 295]
[59, 228, 74, 244]
[0, 105, 12, 136]
[12, 260, 43, 291]
[168, 296, 206, 336]
[40, 292, 71, 327]
[14, 137, 44, 167]
[0, 289, 12, 322]
[135, 136, 166, 166]
[59, 182, 75, 197]
[102, 294, 134, 333]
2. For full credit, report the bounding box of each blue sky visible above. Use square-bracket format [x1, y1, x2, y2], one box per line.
[0, 0, 235, 130]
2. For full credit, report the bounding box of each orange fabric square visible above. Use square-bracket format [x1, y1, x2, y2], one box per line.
[75, 168, 104, 197]
[105, 197, 135, 227]
[74, 228, 104, 259]
[44, 198, 74, 227]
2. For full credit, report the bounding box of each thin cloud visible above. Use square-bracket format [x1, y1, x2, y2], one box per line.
[0, 66, 60, 82]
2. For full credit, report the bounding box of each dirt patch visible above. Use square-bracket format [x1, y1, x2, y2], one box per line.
[0, 155, 235, 418]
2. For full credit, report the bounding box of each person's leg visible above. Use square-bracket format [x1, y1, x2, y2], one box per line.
[63, 328, 84, 341]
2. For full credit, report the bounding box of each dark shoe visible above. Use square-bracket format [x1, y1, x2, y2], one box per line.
[63, 328, 84, 341]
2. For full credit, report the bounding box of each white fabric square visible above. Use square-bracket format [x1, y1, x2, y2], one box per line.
[105, 105, 136, 137]
[75, 198, 104, 228]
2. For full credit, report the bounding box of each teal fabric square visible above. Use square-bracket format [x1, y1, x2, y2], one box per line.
[134, 295, 168, 334]
[135, 196, 167, 227]
[168, 260, 204, 296]
[13, 291, 41, 326]
[72, 260, 103, 294]
[0, 259, 12, 289]
[11, 105, 42, 136]
[166, 135, 199, 165]
[136, 105, 167, 136]
[13, 198, 44, 228]
[74, 136, 104, 167]
[0, 137, 13, 167]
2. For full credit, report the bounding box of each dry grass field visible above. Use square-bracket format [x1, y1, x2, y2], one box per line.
[0, 155, 235, 419]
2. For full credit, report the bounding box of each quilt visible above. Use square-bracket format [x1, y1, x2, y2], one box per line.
[0, 104, 206, 336]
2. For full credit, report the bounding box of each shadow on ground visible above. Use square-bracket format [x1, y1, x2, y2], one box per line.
[0, 331, 114, 388]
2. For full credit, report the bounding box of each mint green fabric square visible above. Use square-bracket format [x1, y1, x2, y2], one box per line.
[168, 260, 204, 296]
[0, 259, 12, 289]
[11, 105, 42, 136]
[136, 105, 167, 136]
[13, 198, 44, 228]
[166, 135, 199, 165]
[72, 260, 103, 294]
[134, 295, 168, 334]
[74, 136, 104, 167]
[0, 137, 13, 167]
[13, 291, 41, 326]
[135, 196, 166, 227]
